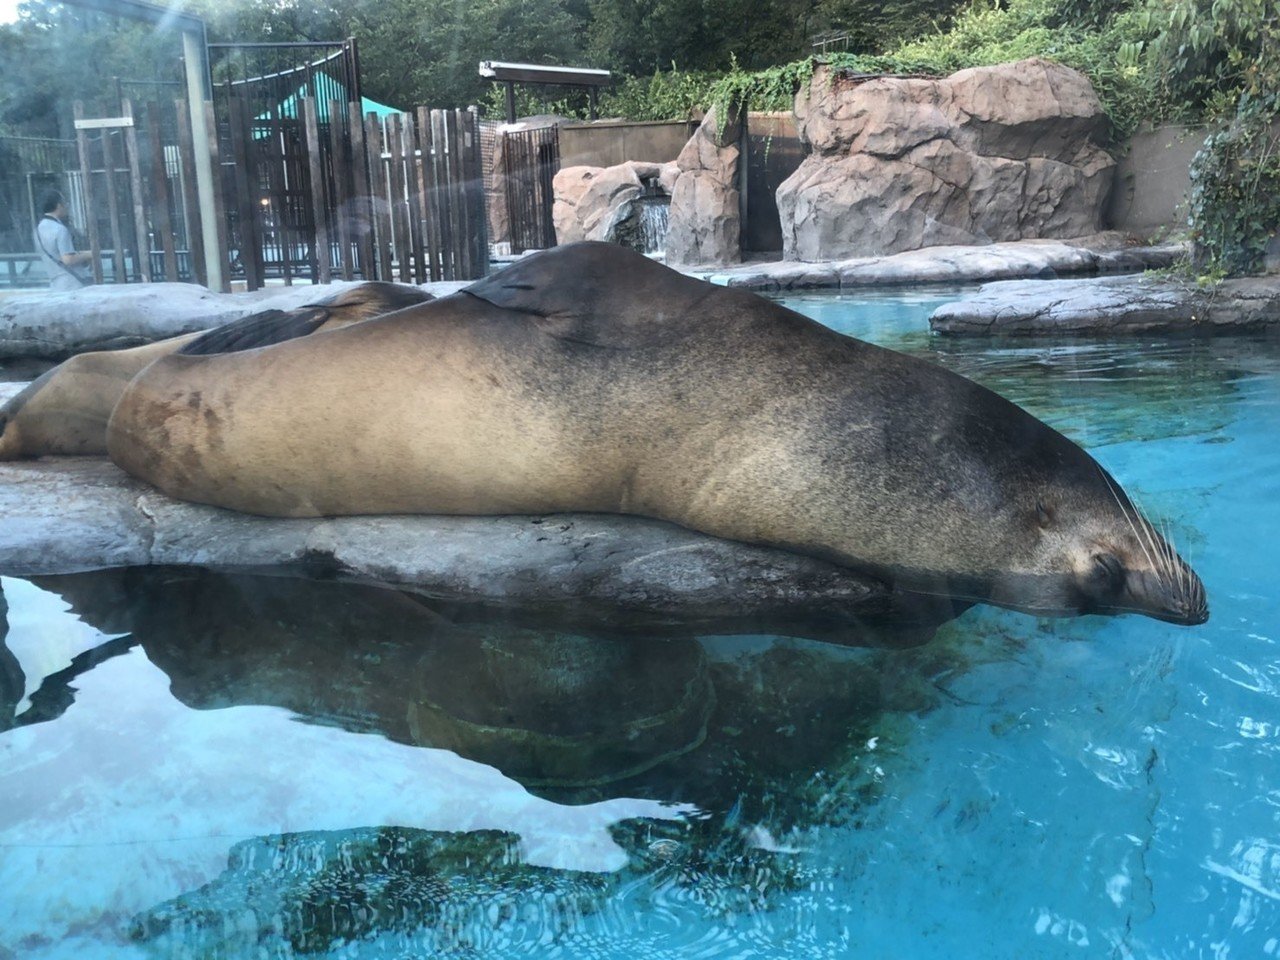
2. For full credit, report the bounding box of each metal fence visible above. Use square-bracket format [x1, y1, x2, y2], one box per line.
[501, 126, 560, 254]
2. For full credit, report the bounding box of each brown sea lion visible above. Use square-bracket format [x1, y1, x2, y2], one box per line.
[106, 243, 1208, 624]
[0, 281, 433, 458]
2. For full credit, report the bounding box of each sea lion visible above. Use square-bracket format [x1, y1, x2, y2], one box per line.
[0, 281, 432, 459]
[106, 242, 1208, 625]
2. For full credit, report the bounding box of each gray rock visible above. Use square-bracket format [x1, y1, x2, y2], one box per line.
[665, 107, 743, 267]
[0, 458, 902, 627]
[552, 161, 677, 246]
[777, 59, 1116, 262]
[930, 273, 1280, 334]
[0, 280, 467, 360]
[699, 238, 1184, 291]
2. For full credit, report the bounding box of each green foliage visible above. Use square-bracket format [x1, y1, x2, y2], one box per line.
[599, 67, 720, 121]
[0, 1, 185, 137]
[1179, 0, 1280, 275]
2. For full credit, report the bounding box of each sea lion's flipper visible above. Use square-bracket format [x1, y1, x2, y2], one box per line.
[178, 306, 332, 356]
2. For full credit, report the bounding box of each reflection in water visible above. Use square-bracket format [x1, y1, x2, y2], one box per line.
[4, 567, 958, 955]
[19, 568, 943, 793]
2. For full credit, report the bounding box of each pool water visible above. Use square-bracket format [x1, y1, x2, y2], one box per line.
[2, 285, 1278, 958]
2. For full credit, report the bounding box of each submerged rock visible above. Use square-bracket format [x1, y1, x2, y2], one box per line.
[930, 273, 1280, 334]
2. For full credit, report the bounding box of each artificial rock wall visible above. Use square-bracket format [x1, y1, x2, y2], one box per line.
[776, 58, 1117, 261]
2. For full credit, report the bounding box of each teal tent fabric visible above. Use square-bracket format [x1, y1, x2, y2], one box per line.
[255, 77, 401, 130]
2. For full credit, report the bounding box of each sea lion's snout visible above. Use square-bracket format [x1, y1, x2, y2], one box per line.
[1118, 564, 1209, 626]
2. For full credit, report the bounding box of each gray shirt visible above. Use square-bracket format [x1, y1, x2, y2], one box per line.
[35, 216, 92, 291]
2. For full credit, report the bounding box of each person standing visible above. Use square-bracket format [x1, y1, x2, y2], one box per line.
[34, 189, 94, 291]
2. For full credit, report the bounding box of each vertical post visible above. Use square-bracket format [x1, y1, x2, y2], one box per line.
[302, 96, 331, 285]
[348, 102, 375, 280]
[505, 81, 516, 124]
[182, 30, 223, 291]
[589, 86, 598, 121]
[174, 99, 207, 286]
[202, 99, 231, 292]
[146, 102, 180, 281]
[328, 98, 355, 280]
[72, 101, 104, 284]
[121, 99, 152, 283]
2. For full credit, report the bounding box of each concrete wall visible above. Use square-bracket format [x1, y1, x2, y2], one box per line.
[559, 120, 698, 169]
[1107, 124, 1209, 237]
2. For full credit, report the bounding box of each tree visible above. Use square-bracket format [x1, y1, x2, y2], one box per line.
[0, 1, 185, 138]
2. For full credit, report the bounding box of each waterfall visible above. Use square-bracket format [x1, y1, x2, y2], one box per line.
[635, 197, 670, 256]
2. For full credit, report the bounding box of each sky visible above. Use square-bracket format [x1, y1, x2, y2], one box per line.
[0, 0, 20, 24]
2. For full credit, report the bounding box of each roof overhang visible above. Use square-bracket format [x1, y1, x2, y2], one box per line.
[478, 61, 612, 87]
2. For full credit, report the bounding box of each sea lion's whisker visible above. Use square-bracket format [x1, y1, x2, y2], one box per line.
[1100, 467, 1160, 578]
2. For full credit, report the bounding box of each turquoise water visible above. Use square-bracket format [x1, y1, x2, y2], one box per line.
[2, 285, 1277, 958]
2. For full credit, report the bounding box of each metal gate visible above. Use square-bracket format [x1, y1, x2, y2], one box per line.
[502, 126, 559, 253]
[209, 40, 365, 286]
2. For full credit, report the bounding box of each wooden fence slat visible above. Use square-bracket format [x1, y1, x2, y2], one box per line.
[72, 101, 104, 284]
[430, 110, 454, 279]
[227, 96, 263, 290]
[416, 107, 442, 283]
[174, 99, 207, 287]
[364, 113, 392, 280]
[385, 113, 410, 283]
[348, 102, 375, 279]
[450, 110, 471, 279]
[328, 98, 355, 280]
[401, 110, 426, 284]
[450, 111, 471, 280]
[203, 99, 231, 292]
[146, 102, 179, 281]
[120, 100, 151, 283]
[302, 96, 331, 285]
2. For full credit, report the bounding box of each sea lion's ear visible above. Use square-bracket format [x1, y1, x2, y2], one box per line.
[178, 307, 331, 356]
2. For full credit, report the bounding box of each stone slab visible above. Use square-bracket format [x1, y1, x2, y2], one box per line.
[0, 457, 911, 630]
[0, 280, 470, 360]
[697, 239, 1183, 291]
[930, 272, 1280, 334]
